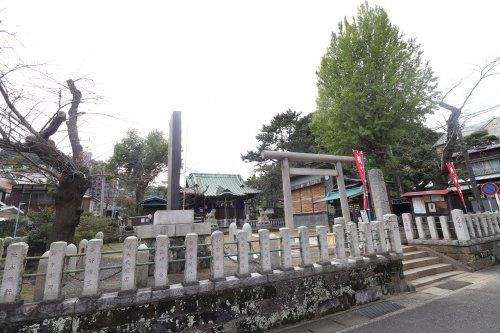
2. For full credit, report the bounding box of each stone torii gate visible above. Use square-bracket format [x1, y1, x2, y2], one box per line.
[261, 150, 355, 229]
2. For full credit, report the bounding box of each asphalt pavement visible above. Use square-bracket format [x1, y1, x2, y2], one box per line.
[273, 264, 500, 333]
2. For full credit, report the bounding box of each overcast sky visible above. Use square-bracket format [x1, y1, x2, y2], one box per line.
[3, 1, 500, 182]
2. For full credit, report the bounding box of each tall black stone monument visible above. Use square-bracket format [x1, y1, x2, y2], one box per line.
[167, 111, 182, 210]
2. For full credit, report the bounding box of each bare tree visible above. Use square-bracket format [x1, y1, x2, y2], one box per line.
[0, 25, 97, 243]
[432, 57, 500, 212]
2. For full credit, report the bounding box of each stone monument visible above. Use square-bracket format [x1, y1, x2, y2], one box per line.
[367, 169, 392, 221]
[167, 111, 182, 210]
[133, 111, 211, 271]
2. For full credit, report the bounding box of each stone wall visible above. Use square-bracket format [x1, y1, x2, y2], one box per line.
[402, 210, 500, 270]
[419, 239, 499, 270]
[1, 255, 405, 333]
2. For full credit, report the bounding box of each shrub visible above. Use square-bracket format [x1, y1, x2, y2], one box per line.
[26, 208, 55, 255]
[74, 213, 120, 244]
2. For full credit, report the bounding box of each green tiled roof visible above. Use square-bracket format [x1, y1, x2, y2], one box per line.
[314, 186, 364, 203]
[185, 173, 260, 197]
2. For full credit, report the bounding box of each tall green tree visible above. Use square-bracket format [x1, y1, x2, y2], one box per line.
[107, 129, 168, 206]
[242, 109, 316, 207]
[311, 2, 439, 191]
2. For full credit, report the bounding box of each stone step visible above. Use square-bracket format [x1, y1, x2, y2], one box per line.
[402, 246, 417, 253]
[402, 251, 428, 260]
[410, 271, 465, 289]
[403, 256, 441, 270]
[404, 263, 453, 281]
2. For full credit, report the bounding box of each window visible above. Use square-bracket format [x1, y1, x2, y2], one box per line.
[472, 159, 500, 175]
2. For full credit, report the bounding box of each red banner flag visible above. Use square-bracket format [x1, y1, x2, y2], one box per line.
[353, 150, 369, 211]
[446, 162, 467, 209]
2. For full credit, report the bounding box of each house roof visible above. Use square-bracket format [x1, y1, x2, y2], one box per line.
[314, 186, 364, 203]
[434, 116, 500, 147]
[139, 195, 167, 207]
[185, 173, 260, 197]
[401, 189, 451, 197]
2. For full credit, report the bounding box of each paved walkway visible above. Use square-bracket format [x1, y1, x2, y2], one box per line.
[273, 264, 500, 333]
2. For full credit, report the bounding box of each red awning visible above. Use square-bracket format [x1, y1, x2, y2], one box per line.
[401, 189, 451, 197]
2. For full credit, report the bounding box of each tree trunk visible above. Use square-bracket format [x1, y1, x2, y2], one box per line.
[49, 175, 89, 244]
[135, 184, 147, 213]
[457, 130, 485, 212]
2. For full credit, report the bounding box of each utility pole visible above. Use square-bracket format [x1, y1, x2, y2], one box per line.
[13, 202, 25, 237]
[100, 172, 106, 216]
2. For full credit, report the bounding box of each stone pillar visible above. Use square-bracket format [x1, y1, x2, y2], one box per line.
[451, 209, 470, 241]
[242, 222, 253, 252]
[333, 224, 346, 260]
[281, 158, 294, 229]
[269, 233, 280, 269]
[34, 251, 49, 302]
[65, 243, 78, 274]
[298, 226, 312, 267]
[136, 244, 149, 288]
[258, 229, 272, 274]
[367, 169, 391, 221]
[154, 235, 170, 288]
[316, 226, 330, 265]
[167, 111, 182, 210]
[236, 230, 250, 277]
[44, 241, 67, 301]
[358, 222, 375, 255]
[415, 217, 426, 239]
[384, 214, 402, 254]
[485, 213, 496, 235]
[336, 162, 351, 221]
[279, 228, 293, 271]
[77, 239, 88, 269]
[82, 239, 103, 296]
[228, 222, 238, 256]
[346, 222, 361, 257]
[372, 221, 387, 253]
[439, 216, 452, 240]
[210, 231, 224, 281]
[492, 212, 500, 234]
[464, 214, 476, 239]
[479, 213, 490, 236]
[121, 236, 138, 291]
[183, 233, 198, 285]
[0, 242, 28, 303]
[469, 214, 482, 238]
[402, 213, 415, 241]
[426, 216, 439, 240]
[94, 232, 104, 240]
[334, 217, 347, 228]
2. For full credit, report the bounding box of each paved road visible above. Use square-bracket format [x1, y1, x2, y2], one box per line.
[348, 266, 500, 333]
[275, 265, 500, 333]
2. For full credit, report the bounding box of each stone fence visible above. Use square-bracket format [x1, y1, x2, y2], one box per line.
[215, 219, 285, 230]
[0, 214, 404, 332]
[402, 210, 500, 269]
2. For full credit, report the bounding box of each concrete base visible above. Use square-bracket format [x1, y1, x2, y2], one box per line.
[408, 237, 500, 270]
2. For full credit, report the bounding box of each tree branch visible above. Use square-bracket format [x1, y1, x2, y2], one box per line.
[66, 79, 83, 159]
[39, 111, 66, 139]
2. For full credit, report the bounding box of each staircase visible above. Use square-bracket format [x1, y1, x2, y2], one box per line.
[402, 245, 464, 288]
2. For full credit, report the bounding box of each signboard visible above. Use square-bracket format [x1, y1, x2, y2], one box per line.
[360, 210, 370, 223]
[481, 182, 498, 197]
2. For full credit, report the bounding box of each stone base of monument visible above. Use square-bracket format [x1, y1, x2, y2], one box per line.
[134, 210, 212, 273]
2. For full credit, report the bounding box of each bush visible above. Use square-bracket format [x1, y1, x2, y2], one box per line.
[75, 213, 120, 244]
[26, 208, 55, 255]
[0, 216, 29, 239]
